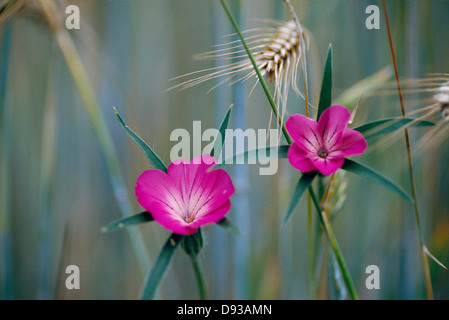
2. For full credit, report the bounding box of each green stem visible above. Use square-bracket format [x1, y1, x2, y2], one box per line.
[219, 0, 292, 144]
[308, 186, 359, 300]
[220, 0, 355, 300]
[307, 195, 315, 299]
[191, 256, 208, 300]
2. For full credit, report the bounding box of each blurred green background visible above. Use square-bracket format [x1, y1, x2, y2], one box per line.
[1, 0, 448, 300]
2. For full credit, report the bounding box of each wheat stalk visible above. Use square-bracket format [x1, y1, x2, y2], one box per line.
[169, 19, 309, 120]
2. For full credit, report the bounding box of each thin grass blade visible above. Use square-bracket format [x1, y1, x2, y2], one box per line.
[141, 233, 184, 300]
[423, 245, 447, 270]
[114, 108, 167, 172]
[284, 172, 318, 223]
[317, 45, 333, 120]
[342, 159, 412, 201]
[355, 117, 435, 139]
[211, 104, 233, 158]
[101, 211, 154, 233]
[219, 0, 292, 143]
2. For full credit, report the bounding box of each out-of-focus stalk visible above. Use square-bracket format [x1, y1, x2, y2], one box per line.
[229, 0, 250, 300]
[381, 0, 433, 300]
[36, 0, 150, 277]
[37, 45, 59, 299]
[220, 0, 292, 144]
[309, 187, 359, 300]
[0, 24, 14, 301]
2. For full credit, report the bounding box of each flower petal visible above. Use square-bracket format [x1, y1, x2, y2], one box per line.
[149, 201, 198, 235]
[286, 114, 321, 153]
[330, 129, 367, 157]
[189, 200, 232, 229]
[167, 155, 217, 208]
[190, 168, 235, 220]
[317, 105, 351, 150]
[135, 170, 191, 233]
[311, 156, 345, 176]
[136, 155, 234, 234]
[287, 142, 317, 173]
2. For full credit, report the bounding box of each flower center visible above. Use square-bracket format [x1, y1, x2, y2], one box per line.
[183, 213, 195, 224]
[318, 149, 328, 158]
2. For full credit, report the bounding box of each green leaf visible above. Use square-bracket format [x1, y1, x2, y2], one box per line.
[101, 211, 154, 233]
[140, 233, 184, 300]
[365, 119, 434, 139]
[284, 171, 318, 223]
[317, 45, 333, 120]
[354, 118, 392, 134]
[114, 108, 167, 172]
[355, 117, 435, 139]
[214, 145, 290, 169]
[211, 105, 233, 158]
[342, 159, 412, 201]
[216, 217, 239, 234]
[181, 229, 203, 257]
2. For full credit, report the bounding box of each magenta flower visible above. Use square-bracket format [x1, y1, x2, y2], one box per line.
[135, 155, 235, 235]
[286, 105, 367, 176]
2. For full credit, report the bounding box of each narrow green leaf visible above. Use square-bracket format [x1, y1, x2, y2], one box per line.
[317, 45, 333, 120]
[342, 159, 412, 201]
[216, 217, 239, 234]
[354, 118, 392, 134]
[101, 211, 154, 233]
[114, 108, 167, 172]
[355, 117, 434, 139]
[140, 233, 184, 300]
[211, 105, 233, 158]
[284, 171, 318, 223]
[214, 145, 290, 169]
[364, 118, 434, 139]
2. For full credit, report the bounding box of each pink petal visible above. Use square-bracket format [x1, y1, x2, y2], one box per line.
[167, 155, 216, 209]
[135, 155, 234, 235]
[167, 155, 216, 189]
[149, 201, 198, 235]
[190, 169, 235, 220]
[311, 156, 345, 176]
[286, 114, 321, 153]
[135, 170, 183, 215]
[189, 200, 232, 229]
[317, 105, 351, 150]
[135, 170, 192, 233]
[287, 142, 317, 173]
[330, 129, 367, 157]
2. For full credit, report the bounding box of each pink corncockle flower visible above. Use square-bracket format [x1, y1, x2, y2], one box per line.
[135, 155, 235, 235]
[286, 105, 367, 176]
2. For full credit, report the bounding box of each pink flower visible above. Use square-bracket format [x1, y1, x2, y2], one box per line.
[286, 105, 367, 176]
[135, 155, 235, 235]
